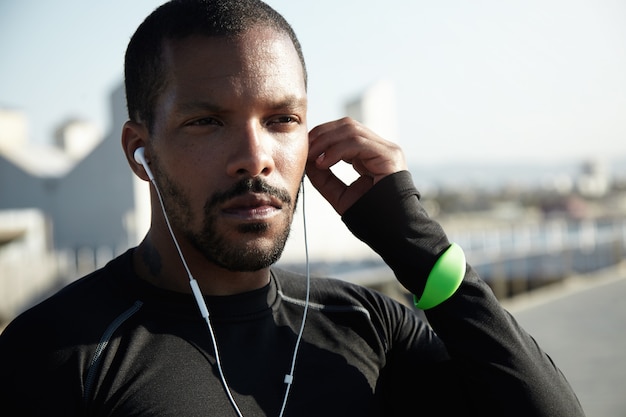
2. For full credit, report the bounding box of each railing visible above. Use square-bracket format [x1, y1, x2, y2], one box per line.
[0, 245, 121, 324]
[451, 217, 626, 298]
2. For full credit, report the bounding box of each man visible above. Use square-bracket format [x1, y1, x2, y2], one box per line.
[0, 1, 585, 416]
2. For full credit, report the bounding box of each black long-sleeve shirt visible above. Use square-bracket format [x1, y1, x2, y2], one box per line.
[0, 171, 585, 416]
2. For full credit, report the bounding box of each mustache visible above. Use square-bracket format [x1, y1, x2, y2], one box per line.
[205, 178, 293, 210]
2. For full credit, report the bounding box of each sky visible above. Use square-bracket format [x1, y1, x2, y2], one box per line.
[1, 0, 626, 170]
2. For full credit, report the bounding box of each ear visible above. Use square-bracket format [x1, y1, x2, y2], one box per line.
[122, 120, 151, 182]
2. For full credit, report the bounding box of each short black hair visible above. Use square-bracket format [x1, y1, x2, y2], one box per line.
[124, 0, 307, 130]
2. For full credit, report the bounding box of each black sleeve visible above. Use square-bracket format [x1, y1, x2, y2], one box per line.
[342, 170, 586, 417]
[0, 307, 85, 416]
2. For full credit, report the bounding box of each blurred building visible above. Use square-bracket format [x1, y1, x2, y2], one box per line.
[54, 118, 102, 161]
[577, 159, 609, 198]
[0, 85, 147, 251]
[345, 79, 398, 142]
[0, 85, 149, 321]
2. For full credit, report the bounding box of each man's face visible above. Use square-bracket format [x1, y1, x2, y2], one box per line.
[148, 27, 308, 271]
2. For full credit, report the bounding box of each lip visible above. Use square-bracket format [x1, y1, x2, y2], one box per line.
[221, 193, 283, 220]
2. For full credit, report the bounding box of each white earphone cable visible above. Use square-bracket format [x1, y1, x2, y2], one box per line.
[278, 179, 311, 417]
[148, 173, 310, 417]
[150, 176, 245, 417]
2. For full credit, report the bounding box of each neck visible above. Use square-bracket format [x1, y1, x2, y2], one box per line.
[133, 231, 271, 296]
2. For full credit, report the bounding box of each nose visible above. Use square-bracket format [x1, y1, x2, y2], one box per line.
[226, 123, 275, 178]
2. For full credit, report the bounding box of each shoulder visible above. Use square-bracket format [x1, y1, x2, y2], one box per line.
[0, 249, 138, 346]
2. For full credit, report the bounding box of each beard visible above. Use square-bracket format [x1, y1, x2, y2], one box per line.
[154, 163, 297, 272]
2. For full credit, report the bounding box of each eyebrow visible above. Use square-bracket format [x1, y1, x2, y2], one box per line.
[176, 95, 307, 115]
[268, 96, 308, 111]
[175, 100, 224, 114]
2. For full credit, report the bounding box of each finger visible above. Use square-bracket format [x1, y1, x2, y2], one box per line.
[308, 118, 364, 163]
[308, 117, 350, 142]
[310, 126, 406, 184]
[305, 161, 348, 212]
[305, 161, 373, 215]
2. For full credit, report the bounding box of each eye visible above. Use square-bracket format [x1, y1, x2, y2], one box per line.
[186, 116, 223, 127]
[267, 115, 300, 126]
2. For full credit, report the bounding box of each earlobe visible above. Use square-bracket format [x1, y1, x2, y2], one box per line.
[121, 121, 151, 181]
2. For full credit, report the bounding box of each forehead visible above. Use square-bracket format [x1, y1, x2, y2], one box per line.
[160, 27, 306, 101]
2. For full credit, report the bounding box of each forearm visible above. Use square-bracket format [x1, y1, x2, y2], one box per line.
[342, 170, 585, 416]
[427, 267, 584, 416]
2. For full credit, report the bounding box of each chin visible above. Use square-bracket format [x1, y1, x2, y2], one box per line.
[201, 227, 289, 272]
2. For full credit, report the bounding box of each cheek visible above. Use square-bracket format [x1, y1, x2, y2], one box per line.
[163, 159, 216, 219]
[277, 140, 307, 183]
[282, 132, 308, 169]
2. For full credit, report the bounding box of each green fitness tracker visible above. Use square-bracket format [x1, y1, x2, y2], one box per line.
[414, 243, 466, 310]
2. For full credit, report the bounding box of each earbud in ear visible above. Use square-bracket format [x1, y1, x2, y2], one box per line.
[133, 147, 154, 181]
[134, 147, 146, 165]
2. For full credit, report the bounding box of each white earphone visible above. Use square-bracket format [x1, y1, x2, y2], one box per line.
[131, 146, 310, 417]
[133, 147, 154, 181]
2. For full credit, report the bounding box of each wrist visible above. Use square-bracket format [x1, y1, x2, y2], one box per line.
[414, 243, 466, 310]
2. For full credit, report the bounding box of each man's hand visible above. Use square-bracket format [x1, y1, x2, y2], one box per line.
[306, 117, 407, 215]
